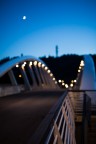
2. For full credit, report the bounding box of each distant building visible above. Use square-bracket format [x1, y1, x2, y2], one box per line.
[55, 45, 58, 57]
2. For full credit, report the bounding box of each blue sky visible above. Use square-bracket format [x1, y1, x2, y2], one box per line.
[0, 0, 96, 59]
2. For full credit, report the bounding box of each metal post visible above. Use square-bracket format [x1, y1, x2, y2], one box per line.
[82, 93, 88, 144]
[33, 65, 42, 86]
[8, 69, 18, 86]
[27, 65, 38, 88]
[39, 67, 47, 86]
[20, 67, 31, 90]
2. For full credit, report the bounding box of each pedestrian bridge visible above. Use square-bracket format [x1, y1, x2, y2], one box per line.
[0, 56, 59, 97]
[0, 55, 96, 144]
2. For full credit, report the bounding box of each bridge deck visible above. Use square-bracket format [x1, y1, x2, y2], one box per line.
[0, 90, 64, 144]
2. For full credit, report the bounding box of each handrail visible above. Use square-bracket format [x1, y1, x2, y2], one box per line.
[28, 90, 95, 144]
[28, 90, 68, 144]
[82, 93, 91, 144]
[68, 90, 93, 144]
[28, 90, 76, 144]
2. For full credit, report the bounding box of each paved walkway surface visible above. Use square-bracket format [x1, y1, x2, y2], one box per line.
[0, 90, 64, 144]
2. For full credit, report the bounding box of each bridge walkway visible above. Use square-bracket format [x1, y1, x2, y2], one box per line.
[0, 90, 64, 144]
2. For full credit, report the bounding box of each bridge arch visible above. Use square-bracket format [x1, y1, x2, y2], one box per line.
[0, 56, 58, 96]
[74, 55, 96, 104]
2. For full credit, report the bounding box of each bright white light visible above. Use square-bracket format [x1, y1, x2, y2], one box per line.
[22, 64, 25, 69]
[80, 60, 84, 67]
[38, 62, 41, 65]
[50, 73, 53, 77]
[53, 78, 55, 81]
[47, 70, 50, 73]
[79, 66, 82, 69]
[29, 61, 32, 66]
[42, 64, 45, 68]
[23, 16, 26, 20]
[24, 62, 26, 65]
[45, 67, 48, 70]
[34, 61, 37, 66]
[19, 74, 22, 78]
[38, 62, 41, 67]
[78, 69, 80, 73]
[74, 80, 77, 83]
[65, 84, 68, 88]
[62, 83, 65, 86]
[58, 80, 61, 83]
[16, 64, 19, 68]
[70, 83, 73, 87]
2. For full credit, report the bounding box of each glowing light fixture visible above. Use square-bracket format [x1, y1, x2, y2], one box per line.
[21, 64, 25, 69]
[79, 66, 82, 69]
[71, 80, 74, 83]
[47, 70, 50, 73]
[34, 61, 37, 66]
[29, 61, 32, 66]
[24, 62, 26, 65]
[38, 62, 41, 67]
[19, 74, 22, 78]
[16, 64, 19, 68]
[58, 80, 62, 83]
[78, 69, 80, 73]
[65, 84, 68, 88]
[70, 83, 73, 87]
[42, 64, 45, 68]
[62, 83, 65, 86]
[53, 78, 55, 81]
[45, 66, 48, 70]
[80, 60, 84, 67]
[50, 73, 53, 77]
[74, 80, 77, 83]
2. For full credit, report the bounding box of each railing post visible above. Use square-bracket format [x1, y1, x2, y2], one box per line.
[82, 92, 88, 144]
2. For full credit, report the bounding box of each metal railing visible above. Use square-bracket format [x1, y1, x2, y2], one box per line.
[45, 94, 76, 144]
[28, 91, 76, 144]
[28, 90, 96, 144]
[68, 90, 96, 144]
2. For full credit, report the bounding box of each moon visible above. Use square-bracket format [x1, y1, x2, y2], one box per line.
[22, 16, 26, 20]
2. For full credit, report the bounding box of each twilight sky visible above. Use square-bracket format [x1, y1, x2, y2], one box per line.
[0, 0, 96, 59]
